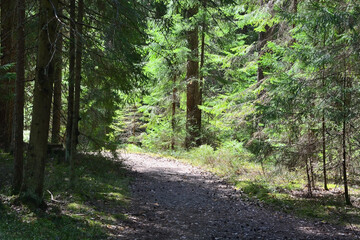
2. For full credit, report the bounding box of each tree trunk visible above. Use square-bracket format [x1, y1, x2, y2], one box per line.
[0, 0, 16, 151]
[257, 28, 269, 83]
[309, 157, 315, 189]
[65, 0, 76, 162]
[199, 1, 206, 144]
[21, 0, 59, 207]
[51, 6, 63, 144]
[322, 115, 328, 190]
[321, 63, 328, 191]
[70, 0, 84, 185]
[185, 5, 201, 149]
[321, 30, 328, 191]
[342, 64, 351, 205]
[13, 0, 25, 193]
[171, 75, 177, 150]
[292, 0, 297, 30]
[72, 0, 84, 150]
[257, 1, 268, 83]
[342, 117, 350, 205]
[305, 156, 312, 197]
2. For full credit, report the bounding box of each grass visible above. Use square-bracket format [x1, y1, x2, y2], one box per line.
[236, 179, 360, 230]
[0, 152, 130, 240]
[125, 143, 360, 229]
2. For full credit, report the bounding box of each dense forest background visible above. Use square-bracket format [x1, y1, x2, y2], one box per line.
[1, 0, 360, 217]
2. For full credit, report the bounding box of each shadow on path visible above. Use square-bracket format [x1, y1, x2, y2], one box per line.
[118, 153, 360, 240]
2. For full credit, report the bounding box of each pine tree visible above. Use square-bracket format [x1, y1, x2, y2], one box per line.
[51, 4, 64, 144]
[0, 0, 16, 151]
[13, 0, 26, 193]
[185, 3, 201, 149]
[70, 0, 84, 186]
[21, 0, 59, 207]
[65, 0, 76, 162]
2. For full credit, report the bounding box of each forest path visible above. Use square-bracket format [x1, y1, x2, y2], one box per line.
[116, 152, 359, 240]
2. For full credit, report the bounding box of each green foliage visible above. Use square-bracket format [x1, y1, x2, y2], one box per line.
[70, 0, 148, 152]
[0, 154, 129, 239]
[183, 141, 254, 176]
[9, 0, 360, 233]
[0, 63, 15, 81]
[142, 117, 185, 150]
[115, 0, 360, 208]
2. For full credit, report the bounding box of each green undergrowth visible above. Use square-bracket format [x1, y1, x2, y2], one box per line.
[126, 143, 360, 229]
[0, 152, 130, 240]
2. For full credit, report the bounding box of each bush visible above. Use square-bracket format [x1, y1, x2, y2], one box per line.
[187, 144, 216, 166]
[185, 140, 254, 175]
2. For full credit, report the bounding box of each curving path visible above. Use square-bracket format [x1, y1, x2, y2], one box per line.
[115, 153, 359, 240]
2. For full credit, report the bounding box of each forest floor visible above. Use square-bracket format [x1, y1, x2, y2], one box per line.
[115, 152, 360, 240]
[1, 152, 360, 239]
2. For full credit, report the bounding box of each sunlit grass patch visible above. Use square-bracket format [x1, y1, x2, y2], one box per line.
[125, 143, 144, 153]
[233, 175, 360, 227]
[67, 202, 93, 212]
[102, 191, 128, 202]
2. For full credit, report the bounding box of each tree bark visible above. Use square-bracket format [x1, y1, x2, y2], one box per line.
[342, 63, 351, 205]
[292, 0, 297, 30]
[199, 1, 206, 144]
[21, 0, 59, 206]
[257, 1, 267, 83]
[171, 75, 177, 150]
[305, 156, 312, 197]
[310, 157, 315, 189]
[321, 57, 328, 191]
[342, 116, 350, 205]
[51, 6, 63, 144]
[257, 28, 269, 83]
[70, 0, 84, 185]
[322, 114, 328, 190]
[65, 0, 76, 162]
[0, 0, 16, 151]
[185, 5, 201, 149]
[13, 0, 26, 194]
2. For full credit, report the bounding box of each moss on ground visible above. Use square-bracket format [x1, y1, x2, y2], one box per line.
[0, 152, 130, 240]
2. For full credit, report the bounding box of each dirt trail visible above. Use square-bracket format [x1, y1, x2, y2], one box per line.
[116, 153, 359, 240]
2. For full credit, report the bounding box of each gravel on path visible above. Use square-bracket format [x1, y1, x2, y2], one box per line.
[114, 153, 360, 240]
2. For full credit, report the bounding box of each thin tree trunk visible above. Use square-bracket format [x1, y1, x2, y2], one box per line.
[51, 6, 63, 144]
[65, 0, 76, 162]
[321, 67, 328, 191]
[70, 0, 84, 186]
[13, 0, 25, 194]
[21, 0, 59, 207]
[199, 1, 206, 144]
[321, 32, 328, 191]
[131, 105, 136, 140]
[310, 157, 315, 189]
[171, 75, 177, 150]
[72, 0, 84, 149]
[322, 115, 328, 190]
[292, 0, 297, 30]
[342, 117, 350, 205]
[305, 156, 312, 197]
[185, 4, 201, 149]
[343, 62, 351, 205]
[257, 1, 267, 83]
[199, 20, 205, 105]
[0, 0, 16, 151]
[257, 24, 270, 83]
